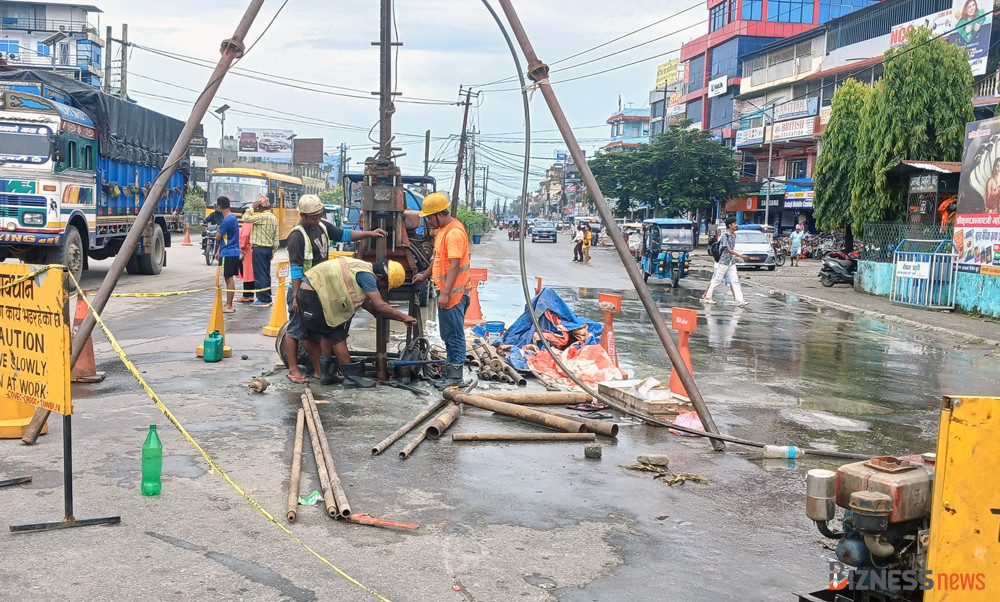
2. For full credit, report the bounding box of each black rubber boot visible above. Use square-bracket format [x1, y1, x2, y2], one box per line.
[340, 361, 375, 388]
[319, 356, 344, 385]
[430, 363, 464, 389]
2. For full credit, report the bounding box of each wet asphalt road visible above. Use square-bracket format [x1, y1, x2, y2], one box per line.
[2, 231, 996, 601]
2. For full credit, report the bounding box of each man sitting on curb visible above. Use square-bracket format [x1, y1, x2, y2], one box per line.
[299, 257, 416, 387]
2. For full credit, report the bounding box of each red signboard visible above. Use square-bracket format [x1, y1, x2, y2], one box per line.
[725, 196, 758, 212]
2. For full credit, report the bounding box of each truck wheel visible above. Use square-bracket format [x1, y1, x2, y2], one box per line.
[275, 321, 308, 370]
[54, 228, 85, 285]
[643, 271, 650, 283]
[671, 270, 680, 288]
[125, 254, 142, 275]
[138, 224, 165, 275]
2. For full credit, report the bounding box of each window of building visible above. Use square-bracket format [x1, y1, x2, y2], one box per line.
[711, 2, 728, 31]
[651, 121, 664, 138]
[786, 158, 808, 180]
[36, 42, 50, 57]
[710, 38, 739, 79]
[0, 40, 21, 55]
[818, 0, 878, 24]
[742, 0, 763, 21]
[741, 153, 758, 178]
[710, 92, 735, 129]
[67, 140, 78, 168]
[729, 0, 738, 22]
[687, 55, 705, 92]
[767, 0, 813, 24]
[651, 100, 665, 119]
[76, 40, 101, 69]
[686, 98, 703, 125]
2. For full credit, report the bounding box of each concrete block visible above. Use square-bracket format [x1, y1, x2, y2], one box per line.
[637, 454, 669, 467]
[584, 444, 602, 459]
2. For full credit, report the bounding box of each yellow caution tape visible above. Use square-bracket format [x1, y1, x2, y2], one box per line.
[109, 285, 274, 298]
[57, 268, 391, 602]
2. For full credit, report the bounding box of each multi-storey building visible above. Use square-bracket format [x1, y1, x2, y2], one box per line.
[0, 1, 105, 88]
[677, 0, 881, 147]
[604, 107, 650, 151]
[731, 0, 982, 231]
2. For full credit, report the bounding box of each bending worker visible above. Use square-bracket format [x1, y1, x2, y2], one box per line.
[286, 194, 390, 384]
[299, 257, 415, 387]
[413, 192, 470, 389]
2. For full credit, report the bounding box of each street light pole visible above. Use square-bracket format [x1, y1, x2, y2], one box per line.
[764, 128, 774, 227]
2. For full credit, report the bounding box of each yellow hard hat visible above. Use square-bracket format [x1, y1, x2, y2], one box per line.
[386, 260, 405, 290]
[297, 194, 324, 216]
[419, 192, 450, 217]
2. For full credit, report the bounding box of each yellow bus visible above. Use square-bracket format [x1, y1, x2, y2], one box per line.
[206, 168, 304, 241]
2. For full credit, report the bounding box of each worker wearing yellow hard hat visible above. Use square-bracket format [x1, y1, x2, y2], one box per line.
[300, 257, 414, 388]
[285, 193, 390, 385]
[414, 192, 471, 388]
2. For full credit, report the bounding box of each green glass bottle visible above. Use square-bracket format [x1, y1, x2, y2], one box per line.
[141, 425, 162, 496]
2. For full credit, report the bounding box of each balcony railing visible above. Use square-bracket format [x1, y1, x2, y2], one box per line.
[975, 71, 1000, 100]
[0, 17, 98, 36]
[0, 51, 101, 73]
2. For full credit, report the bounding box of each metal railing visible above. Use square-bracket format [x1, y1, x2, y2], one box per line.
[860, 221, 952, 263]
[890, 239, 957, 309]
[0, 18, 98, 36]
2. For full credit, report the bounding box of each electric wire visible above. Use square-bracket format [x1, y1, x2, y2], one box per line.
[481, 0, 876, 461]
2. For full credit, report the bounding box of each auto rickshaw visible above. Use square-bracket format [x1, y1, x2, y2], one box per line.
[640, 218, 694, 287]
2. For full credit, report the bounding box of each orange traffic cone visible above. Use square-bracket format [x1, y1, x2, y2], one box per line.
[71, 290, 107, 383]
[196, 267, 233, 358]
[598, 293, 622, 369]
[464, 268, 488, 327]
[668, 307, 698, 400]
[262, 261, 289, 337]
[182, 223, 193, 246]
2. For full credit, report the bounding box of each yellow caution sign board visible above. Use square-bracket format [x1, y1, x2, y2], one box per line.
[0, 265, 71, 416]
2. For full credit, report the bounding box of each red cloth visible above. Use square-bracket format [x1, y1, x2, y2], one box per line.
[239, 222, 254, 283]
[526, 343, 626, 390]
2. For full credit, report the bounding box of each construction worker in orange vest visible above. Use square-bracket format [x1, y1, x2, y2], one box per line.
[413, 192, 471, 388]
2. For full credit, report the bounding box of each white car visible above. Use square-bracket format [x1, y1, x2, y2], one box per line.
[733, 228, 776, 271]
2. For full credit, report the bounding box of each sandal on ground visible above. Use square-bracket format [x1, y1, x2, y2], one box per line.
[286, 373, 309, 384]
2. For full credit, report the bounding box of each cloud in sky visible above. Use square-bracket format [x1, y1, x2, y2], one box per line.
[94, 0, 704, 201]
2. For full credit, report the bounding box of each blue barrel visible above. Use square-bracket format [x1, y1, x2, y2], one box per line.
[472, 234, 483, 244]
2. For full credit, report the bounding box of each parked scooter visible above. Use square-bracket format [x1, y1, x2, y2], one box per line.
[201, 223, 218, 266]
[818, 251, 858, 287]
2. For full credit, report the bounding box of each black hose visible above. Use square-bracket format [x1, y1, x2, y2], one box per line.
[480, 0, 878, 463]
[816, 520, 844, 540]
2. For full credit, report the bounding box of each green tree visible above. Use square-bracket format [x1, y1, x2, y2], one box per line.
[588, 120, 738, 218]
[184, 186, 206, 217]
[318, 186, 344, 206]
[813, 78, 871, 248]
[851, 27, 973, 235]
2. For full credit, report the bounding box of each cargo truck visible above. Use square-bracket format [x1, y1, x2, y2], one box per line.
[0, 71, 188, 283]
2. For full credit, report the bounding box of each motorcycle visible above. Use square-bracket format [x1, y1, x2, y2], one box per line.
[201, 222, 218, 266]
[818, 251, 858, 287]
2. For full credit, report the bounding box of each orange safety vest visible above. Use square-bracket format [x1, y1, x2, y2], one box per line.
[432, 219, 471, 309]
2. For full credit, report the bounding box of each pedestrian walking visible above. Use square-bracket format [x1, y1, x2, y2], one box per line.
[413, 192, 470, 389]
[582, 224, 593, 264]
[285, 194, 388, 384]
[572, 226, 584, 262]
[789, 223, 806, 267]
[242, 194, 280, 307]
[214, 196, 240, 313]
[701, 218, 750, 306]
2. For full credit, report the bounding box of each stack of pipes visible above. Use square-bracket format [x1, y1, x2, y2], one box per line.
[466, 341, 526, 386]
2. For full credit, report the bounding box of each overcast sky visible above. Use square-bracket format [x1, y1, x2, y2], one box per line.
[96, 0, 704, 205]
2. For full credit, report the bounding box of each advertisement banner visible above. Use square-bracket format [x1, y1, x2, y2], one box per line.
[735, 126, 764, 147]
[772, 117, 815, 141]
[708, 76, 728, 98]
[955, 117, 1000, 274]
[237, 128, 294, 161]
[820, 106, 832, 125]
[774, 98, 818, 122]
[891, 2, 994, 76]
[897, 261, 932, 279]
[656, 59, 680, 88]
[726, 196, 758, 212]
[734, 96, 766, 126]
[785, 185, 815, 209]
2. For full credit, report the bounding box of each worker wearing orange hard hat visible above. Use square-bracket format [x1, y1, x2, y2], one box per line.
[413, 192, 470, 388]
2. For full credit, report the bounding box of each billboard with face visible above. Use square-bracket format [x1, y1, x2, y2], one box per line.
[956, 118, 1000, 275]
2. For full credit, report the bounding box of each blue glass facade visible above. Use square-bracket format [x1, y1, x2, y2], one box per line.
[710, 36, 782, 79]
[687, 98, 704, 123]
[709, 91, 736, 129]
[767, 0, 814, 23]
[818, 0, 879, 24]
[742, 0, 763, 20]
[688, 54, 706, 92]
[711, 2, 728, 31]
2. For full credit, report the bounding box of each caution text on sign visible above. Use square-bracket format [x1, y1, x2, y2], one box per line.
[0, 265, 71, 415]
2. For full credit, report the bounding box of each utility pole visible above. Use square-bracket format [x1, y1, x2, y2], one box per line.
[467, 127, 476, 209]
[119, 24, 128, 100]
[103, 26, 112, 93]
[482, 165, 489, 213]
[337, 142, 346, 185]
[423, 129, 431, 178]
[451, 86, 478, 215]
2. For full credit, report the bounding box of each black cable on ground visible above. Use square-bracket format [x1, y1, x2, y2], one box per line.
[479, 0, 874, 463]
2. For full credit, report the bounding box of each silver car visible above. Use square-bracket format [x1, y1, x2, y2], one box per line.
[733, 229, 776, 271]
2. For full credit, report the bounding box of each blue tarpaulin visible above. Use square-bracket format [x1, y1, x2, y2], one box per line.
[501, 288, 603, 353]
